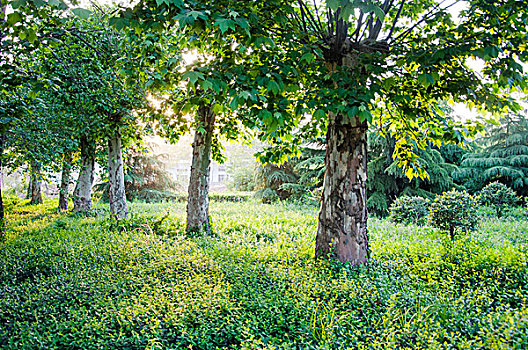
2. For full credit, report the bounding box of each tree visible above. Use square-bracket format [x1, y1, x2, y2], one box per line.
[430, 189, 479, 240]
[479, 181, 519, 217]
[248, 0, 527, 262]
[139, 9, 260, 233]
[455, 112, 528, 195]
[4, 3, 148, 217]
[120, 0, 527, 263]
[367, 130, 460, 216]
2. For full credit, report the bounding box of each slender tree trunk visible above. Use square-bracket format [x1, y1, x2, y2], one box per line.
[186, 106, 215, 234]
[108, 131, 128, 219]
[73, 136, 95, 213]
[25, 179, 32, 200]
[30, 162, 43, 205]
[315, 112, 369, 264]
[58, 151, 73, 211]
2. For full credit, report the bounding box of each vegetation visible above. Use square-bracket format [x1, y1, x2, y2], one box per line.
[1, 200, 527, 349]
[429, 190, 480, 241]
[479, 181, 520, 218]
[1, 0, 528, 346]
[389, 196, 430, 226]
[456, 112, 528, 195]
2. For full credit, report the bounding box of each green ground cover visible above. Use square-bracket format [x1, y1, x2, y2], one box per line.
[1, 200, 527, 349]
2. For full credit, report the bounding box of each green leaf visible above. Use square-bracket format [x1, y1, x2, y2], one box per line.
[372, 5, 385, 22]
[200, 79, 213, 91]
[7, 12, 22, 25]
[182, 71, 204, 86]
[313, 109, 325, 120]
[215, 18, 235, 34]
[11, 0, 27, 9]
[109, 17, 127, 31]
[32, 0, 46, 7]
[267, 80, 280, 95]
[71, 8, 92, 19]
[326, 0, 340, 11]
[300, 52, 315, 63]
[27, 29, 37, 43]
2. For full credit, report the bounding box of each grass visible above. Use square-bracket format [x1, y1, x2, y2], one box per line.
[1, 199, 527, 349]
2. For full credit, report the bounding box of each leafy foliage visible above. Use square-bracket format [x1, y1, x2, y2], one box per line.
[429, 190, 480, 240]
[389, 196, 430, 226]
[456, 113, 528, 195]
[368, 131, 461, 216]
[124, 148, 181, 202]
[479, 181, 520, 218]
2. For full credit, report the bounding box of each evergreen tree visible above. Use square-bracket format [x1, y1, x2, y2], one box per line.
[455, 112, 528, 196]
[367, 131, 459, 216]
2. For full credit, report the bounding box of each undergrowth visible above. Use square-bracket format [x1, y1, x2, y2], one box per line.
[0, 199, 527, 349]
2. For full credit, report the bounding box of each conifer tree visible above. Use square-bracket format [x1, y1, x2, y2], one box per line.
[455, 112, 528, 196]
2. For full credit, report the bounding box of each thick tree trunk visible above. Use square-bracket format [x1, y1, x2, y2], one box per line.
[30, 162, 43, 205]
[315, 112, 369, 264]
[58, 151, 73, 211]
[186, 106, 215, 234]
[108, 131, 128, 219]
[73, 137, 95, 213]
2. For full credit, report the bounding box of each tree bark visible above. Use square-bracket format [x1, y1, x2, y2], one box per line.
[29, 162, 43, 205]
[73, 136, 95, 213]
[58, 151, 73, 211]
[186, 106, 215, 234]
[108, 131, 128, 219]
[25, 178, 32, 200]
[315, 112, 369, 264]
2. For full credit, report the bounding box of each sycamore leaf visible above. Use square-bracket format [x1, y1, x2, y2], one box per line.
[215, 18, 235, 34]
[300, 52, 315, 63]
[7, 12, 22, 25]
[200, 79, 213, 91]
[267, 80, 280, 95]
[72, 8, 92, 19]
[109, 17, 126, 31]
[11, 0, 27, 9]
[182, 71, 204, 85]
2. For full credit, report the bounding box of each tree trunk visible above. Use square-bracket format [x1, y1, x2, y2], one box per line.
[186, 106, 215, 234]
[73, 137, 95, 213]
[315, 112, 369, 264]
[58, 151, 73, 211]
[25, 178, 32, 200]
[108, 131, 128, 219]
[30, 162, 43, 205]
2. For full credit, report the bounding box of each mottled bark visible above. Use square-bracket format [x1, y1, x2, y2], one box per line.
[108, 131, 128, 219]
[186, 106, 215, 234]
[58, 151, 73, 211]
[73, 137, 95, 213]
[30, 162, 43, 205]
[315, 112, 369, 264]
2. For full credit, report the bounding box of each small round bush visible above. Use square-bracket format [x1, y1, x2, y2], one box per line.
[429, 189, 479, 240]
[479, 181, 519, 217]
[389, 196, 430, 225]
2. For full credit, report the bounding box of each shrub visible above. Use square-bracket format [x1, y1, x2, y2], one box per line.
[429, 189, 479, 240]
[389, 196, 430, 225]
[229, 167, 256, 191]
[479, 181, 519, 217]
[256, 188, 280, 204]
